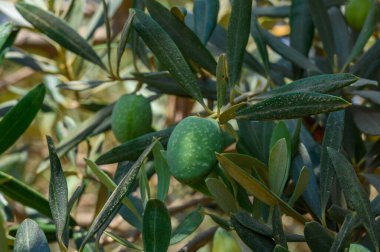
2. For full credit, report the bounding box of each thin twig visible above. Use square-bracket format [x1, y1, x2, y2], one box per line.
[168, 197, 213, 215]
[178, 226, 218, 252]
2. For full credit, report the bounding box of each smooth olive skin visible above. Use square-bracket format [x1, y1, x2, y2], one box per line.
[111, 94, 152, 142]
[167, 116, 222, 184]
[345, 0, 371, 31]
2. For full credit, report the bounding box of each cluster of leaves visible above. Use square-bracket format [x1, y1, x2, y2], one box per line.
[0, 0, 380, 251]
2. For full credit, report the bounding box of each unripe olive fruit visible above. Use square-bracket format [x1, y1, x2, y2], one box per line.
[111, 94, 152, 142]
[345, 0, 371, 31]
[167, 116, 222, 184]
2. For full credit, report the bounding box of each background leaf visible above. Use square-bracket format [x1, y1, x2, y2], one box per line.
[170, 210, 204, 245]
[0, 84, 45, 156]
[193, 0, 219, 44]
[304, 221, 333, 252]
[16, 3, 106, 70]
[227, 0, 252, 86]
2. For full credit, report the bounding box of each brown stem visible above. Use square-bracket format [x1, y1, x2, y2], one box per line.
[177, 226, 218, 252]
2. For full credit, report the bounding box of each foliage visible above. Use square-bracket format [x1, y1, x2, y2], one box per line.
[0, 0, 379, 251]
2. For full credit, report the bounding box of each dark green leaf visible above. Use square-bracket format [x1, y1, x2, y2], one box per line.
[308, 0, 335, 66]
[14, 219, 50, 252]
[272, 206, 287, 248]
[79, 140, 158, 250]
[259, 27, 320, 74]
[152, 143, 170, 202]
[104, 231, 143, 250]
[144, 0, 217, 75]
[47, 136, 68, 250]
[143, 199, 171, 252]
[0, 84, 45, 155]
[231, 215, 275, 252]
[273, 245, 290, 252]
[16, 3, 106, 70]
[0, 171, 52, 220]
[320, 111, 345, 224]
[170, 210, 204, 244]
[330, 212, 360, 252]
[227, 0, 253, 86]
[351, 40, 380, 75]
[0, 22, 14, 63]
[254, 6, 290, 18]
[255, 73, 358, 100]
[328, 7, 350, 70]
[237, 92, 350, 121]
[232, 212, 305, 242]
[250, 14, 270, 77]
[327, 148, 378, 250]
[206, 178, 238, 213]
[193, 0, 219, 44]
[290, 0, 314, 57]
[116, 12, 135, 76]
[343, 0, 377, 70]
[132, 9, 206, 108]
[304, 221, 334, 252]
[96, 127, 174, 164]
[237, 120, 274, 163]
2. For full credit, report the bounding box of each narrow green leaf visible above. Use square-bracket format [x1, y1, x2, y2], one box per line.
[206, 178, 238, 213]
[255, 73, 358, 100]
[16, 3, 106, 70]
[143, 199, 171, 252]
[268, 139, 289, 196]
[139, 164, 150, 206]
[351, 40, 380, 75]
[308, 0, 335, 66]
[84, 158, 142, 224]
[96, 127, 174, 165]
[250, 14, 270, 77]
[232, 212, 305, 242]
[217, 154, 307, 223]
[273, 245, 290, 252]
[79, 140, 158, 250]
[327, 148, 378, 251]
[170, 210, 204, 245]
[219, 103, 246, 124]
[288, 166, 310, 207]
[116, 11, 135, 77]
[0, 84, 45, 155]
[343, 0, 377, 70]
[14, 219, 50, 252]
[330, 212, 360, 252]
[212, 228, 241, 252]
[304, 221, 334, 252]
[193, 0, 219, 44]
[101, 0, 114, 76]
[104, 231, 143, 250]
[216, 54, 228, 114]
[144, 0, 217, 75]
[132, 9, 206, 108]
[227, 0, 252, 86]
[0, 171, 56, 221]
[259, 27, 320, 74]
[272, 206, 287, 248]
[0, 209, 8, 252]
[152, 144, 170, 202]
[289, 0, 314, 78]
[221, 153, 268, 184]
[237, 92, 350, 121]
[47, 136, 68, 250]
[231, 215, 275, 252]
[320, 111, 345, 223]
